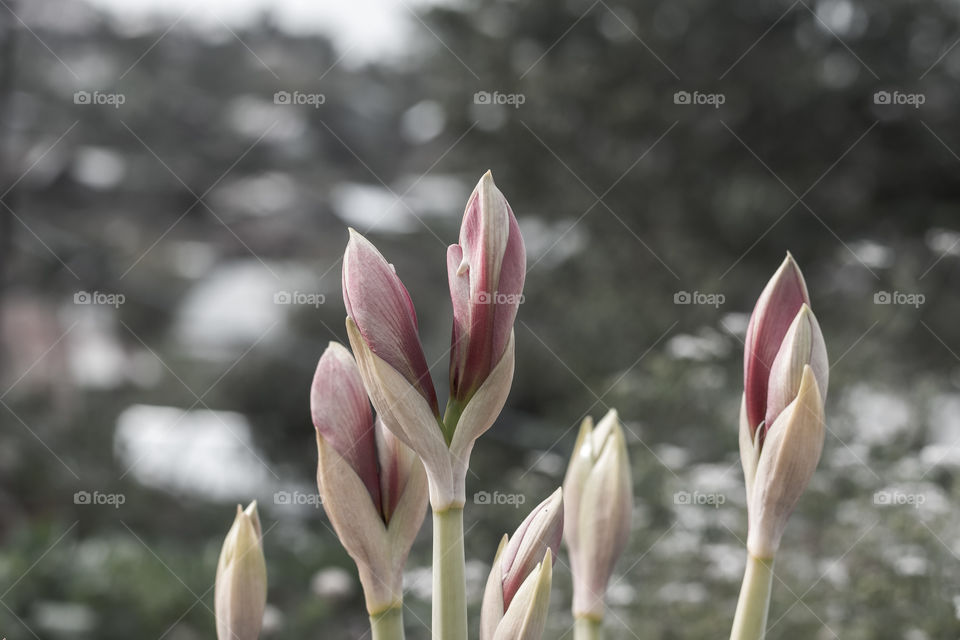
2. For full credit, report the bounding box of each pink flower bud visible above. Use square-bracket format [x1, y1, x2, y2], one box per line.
[481, 489, 562, 640]
[310, 342, 380, 507]
[343, 229, 439, 416]
[447, 171, 525, 404]
[312, 343, 430, 613]
[739, 256, 829, 558]
[499, 488, 563, 608]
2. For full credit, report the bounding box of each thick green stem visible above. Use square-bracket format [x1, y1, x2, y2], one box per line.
[370, 606, 405, 640]
[574, 616, 603, 640]
[432, 506, 467, 640]
[729, 554, 775, 640]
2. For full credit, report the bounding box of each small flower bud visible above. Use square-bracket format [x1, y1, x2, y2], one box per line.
[481, 490, 561, 640]
[215, 502, 266, 640]
[563, 409, 632, 620]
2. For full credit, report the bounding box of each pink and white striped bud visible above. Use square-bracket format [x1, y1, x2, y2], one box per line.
[563, 409, 633, 621]
[215, 501, 266, 640]
[311, 343, 429, 614]
[447, 171, 525, 407]
[343, 229, 439, 416]
[481, 489, 562, 640]
[739, 255, 828, 558]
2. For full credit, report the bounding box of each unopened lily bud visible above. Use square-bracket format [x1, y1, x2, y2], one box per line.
[342, 231, 461, 509]
[447, 171, 525, 407]
[739, 255, 828, 558]
[312, 343, 429, 613]
[343, 228, 440, 415]
[563, 409, 632, 620]
[481, 490, 561, 640]
[215, 501, 266, 640]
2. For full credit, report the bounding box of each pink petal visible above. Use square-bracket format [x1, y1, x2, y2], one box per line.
[499, 488, 563, 609]
[310, 342, 380, 506]
[342, 229, 439, 415]
[743, 254, 809, 439]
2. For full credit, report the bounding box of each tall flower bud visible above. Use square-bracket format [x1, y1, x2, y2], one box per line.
[481, 489, 562, 640]
[563, 410, 633, 621]
[739, 255, 828, 558]
[447, 171, 525, 407]
[312, 343, 429, 614]
[215, 502, 267, 640]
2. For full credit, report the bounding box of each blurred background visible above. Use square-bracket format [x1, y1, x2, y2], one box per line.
[1, 0, 959, 637]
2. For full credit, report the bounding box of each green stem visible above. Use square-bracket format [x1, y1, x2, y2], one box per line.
[432, 506, 467, 640]
[574, 616, 603, 640]
[729, 554, 775, 640]
[370, 606, 405, 640]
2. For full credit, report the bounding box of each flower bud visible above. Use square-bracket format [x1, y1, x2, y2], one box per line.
[343, 228, 439, 415]
[312, 343, 429, 613]
[562, 409, 632, 620]
[215, 502, 266, 640]
[481, 490, 561, 640]
[447, 171, 525, 407]
[740, 255, 829, 558]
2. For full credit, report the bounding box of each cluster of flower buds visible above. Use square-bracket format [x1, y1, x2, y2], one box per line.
[343, 171, 525, 510]
[311, 342, 429, 614]
[481, 489, 563, 640]
[739, 254, 828, 559]
[215, 501, 267, 640]
[563, 409, 633, 622]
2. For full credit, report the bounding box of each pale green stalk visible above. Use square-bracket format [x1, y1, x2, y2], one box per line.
[574, 616, 603, 640]
[370, 606, 405, 640]
[729, 554, 775, 640]
[432, 506, 467, 640]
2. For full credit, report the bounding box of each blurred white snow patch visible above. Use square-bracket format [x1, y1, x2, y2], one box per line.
[173, 260, 282, 357]
[843, 384, 913, 445]
[211, 172, 297, 218]
[403, 565, 433, 601]
[926, 227, 960, 257]
[667, 328, 730, 361]
[525, 450, 566, 477]
[64, 305, 127, 389]
[720, 312, 749, 338]
[227, 95, 307, 143]
[927, 393, 960, 444]
[115, 404, 270, 500]
[608, 581, 638, 606]
[332, 183, 416, 233]
[401, 100, 446, 144]
[33, 601, 97, 634]
[72, 146, 126, 190]
[397, 174, 469, 219]
[520, 217, 587, 268]
[311, 567, 356, 600]
[847, 239, 894, 269]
